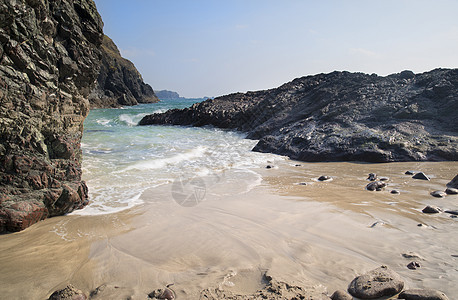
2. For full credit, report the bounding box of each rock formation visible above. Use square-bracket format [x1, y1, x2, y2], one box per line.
[88, 35, 158, 108]
[140, 69, 458, 162]
[155, 89, 180, 100]
[0, 0, 103, 232]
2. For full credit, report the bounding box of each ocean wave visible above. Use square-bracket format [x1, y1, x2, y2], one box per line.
[118, 114, 144, 126]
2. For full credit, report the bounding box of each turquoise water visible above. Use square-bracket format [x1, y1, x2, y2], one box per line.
[78, 99, 283, 214]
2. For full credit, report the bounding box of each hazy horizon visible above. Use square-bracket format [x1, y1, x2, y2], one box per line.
[94, 0, 458, 98]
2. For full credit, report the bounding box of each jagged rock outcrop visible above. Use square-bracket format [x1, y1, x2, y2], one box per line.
[140, 69, 458, 162]
[0, 0, 103, 232]
[155, 89, 180, 100]
[88, 35, 158, 108]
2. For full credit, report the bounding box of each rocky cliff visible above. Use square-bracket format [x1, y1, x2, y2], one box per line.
[88, 35, 158, 108]
[0, 0, 103, 232]
[155, 89, 180, 100]
[140, 69, 458, 162]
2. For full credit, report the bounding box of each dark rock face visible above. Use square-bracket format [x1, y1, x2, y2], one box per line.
[88, 35, 158, 108]
[140, 69, 458, 162]
[0, 0, 103, 232]
[347, 265, 404, 299]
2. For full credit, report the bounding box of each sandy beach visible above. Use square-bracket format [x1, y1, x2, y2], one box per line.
[0, 160, 457, 299]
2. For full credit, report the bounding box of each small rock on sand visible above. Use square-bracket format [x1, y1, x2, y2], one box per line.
[431, 191, 446, 198]
[422, 205, 442, 214]
[402, 252, 424, 260]
[446, 174, 458, 188]
[407, 261, 421, 270]
[391, 189, 400, 194]
[445, 187, 458, 195]
[405, 170, 415, 175]
[412, 172, 430, 180]
[367, 173, 377, 181]
[398, 289, 449, 300]
[444, 210, 458, 216]
[347, 265, 404, 299]
[148, 288, 175, 299]
[330, 289, 352, 300]
[48, 285, 86, 300]
[366, 181, 386, 191]
[318, 175, 332, 181]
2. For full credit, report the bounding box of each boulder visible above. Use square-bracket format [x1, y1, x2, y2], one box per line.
[347, 265, 404, 299]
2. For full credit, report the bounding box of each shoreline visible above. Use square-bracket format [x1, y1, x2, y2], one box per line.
[0, 160, 456, 299]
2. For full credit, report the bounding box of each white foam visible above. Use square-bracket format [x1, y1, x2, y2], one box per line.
[122, 146, 208, 172]
[96, 118, 111, 126]
[71, 192, 144, 216]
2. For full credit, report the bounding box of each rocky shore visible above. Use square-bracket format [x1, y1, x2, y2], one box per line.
[48, 265, 450, 299]
[140, 69, 458, 163]
[88, 35, 159, 108]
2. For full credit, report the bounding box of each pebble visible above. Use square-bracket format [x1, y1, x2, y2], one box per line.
[318, 175, 332, 181]
[265, 165, 274, 169]
[366, 181, 386, 191]
[405, 170, 415, 175]
[430, 190, 446, 198]
[407, 261, 421, 270]
[398, 289, 449, 300]
[367, 173, 377, 181]
[330, 290, 352, 300]
[379, 177, 390, 181]
[148, 288, 175, 299]
[390, 189, 400, 194]
[412, 172, 430, 180]
[444, 210, 458, 216]
[402, 252, 424, 260]
[422, 205, 442, 214]
[445, 187, 458, 195]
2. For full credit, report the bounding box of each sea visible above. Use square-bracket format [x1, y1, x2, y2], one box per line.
[77, 98, 284, 215]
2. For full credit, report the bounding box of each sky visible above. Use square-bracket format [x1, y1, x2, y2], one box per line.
[93, 0, 458, 98]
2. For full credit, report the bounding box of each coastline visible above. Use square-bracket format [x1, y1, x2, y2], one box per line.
[0, 160, 457, 299]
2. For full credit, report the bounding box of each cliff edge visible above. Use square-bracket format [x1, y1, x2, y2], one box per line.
[88, 35, 158, 108]
[0, 0, 103, 232]
[140, 69, 458, 162]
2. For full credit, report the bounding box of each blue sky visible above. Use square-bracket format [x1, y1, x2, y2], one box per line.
[94, 0, 458, 98]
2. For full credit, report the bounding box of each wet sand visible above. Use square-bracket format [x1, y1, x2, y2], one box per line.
[0, 161, 457, 299]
